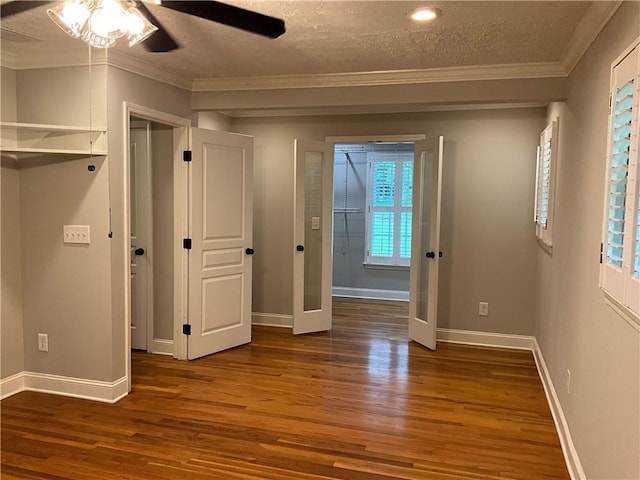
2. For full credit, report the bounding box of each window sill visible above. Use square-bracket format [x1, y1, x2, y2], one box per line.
[363, 263, 410, 272]
[602, 290, 640, 332]
[536, 237, 553, 255]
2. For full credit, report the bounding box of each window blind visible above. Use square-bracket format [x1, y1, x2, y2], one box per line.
[607, 78, 634, 269]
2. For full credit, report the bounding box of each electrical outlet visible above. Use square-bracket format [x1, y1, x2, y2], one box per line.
[37, 333, 48, 352]
[566, 369, 571, 394]
[479, 302, 489, 316]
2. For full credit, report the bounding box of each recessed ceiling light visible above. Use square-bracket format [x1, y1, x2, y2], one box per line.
[410, 7, 440, 22]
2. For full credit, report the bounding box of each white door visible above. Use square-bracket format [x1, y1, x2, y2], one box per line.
[186, 128, 253, 360]
[293, 139, 334, 335]
[130, 123, 152, 350]
[408, 137, 443, 350]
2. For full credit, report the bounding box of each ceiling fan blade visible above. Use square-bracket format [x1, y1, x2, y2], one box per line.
[136, 1, 180, 52]
[1, 1, 52, 19]
[160, 1, 285, 39]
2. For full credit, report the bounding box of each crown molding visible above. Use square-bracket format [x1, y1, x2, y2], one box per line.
[191, 62, 567, 92]
[1, 47, 107, 70]
[106, 50, 192, 91]
[219, 101, 547, 119]
[0, 50, 17, 69]
[560, 0, 623, 74]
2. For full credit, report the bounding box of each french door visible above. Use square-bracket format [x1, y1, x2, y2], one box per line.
[292, 139, 334, 335]
[408, 137, 443, 350]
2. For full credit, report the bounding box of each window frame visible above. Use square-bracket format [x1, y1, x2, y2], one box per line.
[534, 119, 559, 249]
[364, 151, 414, 267]
[600, 37, 640, 324]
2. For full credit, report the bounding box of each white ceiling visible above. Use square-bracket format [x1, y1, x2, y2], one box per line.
[1, 0, 621, 88]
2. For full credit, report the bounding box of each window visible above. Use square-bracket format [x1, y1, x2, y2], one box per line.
[601, 39, 640, 320]
[365, 152, 413, 266]
[534, 120, 558, 248]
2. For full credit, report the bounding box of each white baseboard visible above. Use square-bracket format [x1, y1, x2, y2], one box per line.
[532, 339, 585, 480]
[252, 312, 293, 328]
[150, 338, 174, 356]
[0, 372, 25, 400]
[0, 372, 128, 404]
[332, 287, 409, 301]
[436, 328, 535, 350]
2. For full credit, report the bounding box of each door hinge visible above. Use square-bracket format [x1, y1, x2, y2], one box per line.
[183, 238, 192, 250]
[183, 150, 192, 162]
[600, 242, 603, 264]
[182, 324, 191, 335]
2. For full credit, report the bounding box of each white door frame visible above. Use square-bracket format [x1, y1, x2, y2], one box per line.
[123, 103, 190, 392]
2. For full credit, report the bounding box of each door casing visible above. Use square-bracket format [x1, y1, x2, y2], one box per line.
[123, 103, 190, 392]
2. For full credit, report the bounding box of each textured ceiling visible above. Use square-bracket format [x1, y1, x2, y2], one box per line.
[1, 1, 602, 80]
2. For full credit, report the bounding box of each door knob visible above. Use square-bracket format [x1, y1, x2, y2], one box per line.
[426, 251, 435, 259]
[134, 248, 145, 256]
[296, 245, 305, 252]
[439, 251, 443, 258]
[245, 248, 255, 255]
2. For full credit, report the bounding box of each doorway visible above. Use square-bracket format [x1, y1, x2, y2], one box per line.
[305, 134, 444, 351]
[129, 116, 176, 354]
[331, 142, 415, 302]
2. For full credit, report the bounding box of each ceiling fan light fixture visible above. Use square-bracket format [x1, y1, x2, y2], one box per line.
[47, 0, 91, 38]
[126, 5, 158, 47]
[410, 7, 440, 22]
[89, 0, 129, 39]
[81, 27, 117, 48]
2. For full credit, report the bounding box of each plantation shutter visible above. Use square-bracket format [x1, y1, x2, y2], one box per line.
[534, 121, 558, 246]
[602, 44, 639, 306]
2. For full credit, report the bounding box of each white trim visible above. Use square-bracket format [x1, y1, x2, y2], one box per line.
[436, 328, 535, 350]
[327, 134, 426, 144]
[332, 287, 409, 302]
[192, 62, 566, 92]
[532, 339, 586, 480]
[0, 372, 128, 404]
[251, 312, 293, 328]
[123, 103, 192, 393]
[0, 372, 25, 400]
[107, 51, 192, 91]
[603, 294, 640, 333]
[150, 339, 175, 356]
[560, 1, 623, 75]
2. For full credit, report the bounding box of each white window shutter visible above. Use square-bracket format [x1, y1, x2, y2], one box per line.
[602, 43, 639, 309]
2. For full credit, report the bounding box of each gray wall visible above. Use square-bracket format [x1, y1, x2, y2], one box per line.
[11, 65, 113, 381]
[332, 143, 411, 293]
[1, 66, 24, 379]
[537, 3, 640, 479]
[232, 108, 544, 335]
[1, 159, 24, 379]
[106, 66, 192, 378]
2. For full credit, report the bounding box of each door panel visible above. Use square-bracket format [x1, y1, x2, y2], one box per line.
[293, 139, 334, 335]
[408, 137, 443, 350]
[130, 125, 151, 351]
[187, 128, 253, 360]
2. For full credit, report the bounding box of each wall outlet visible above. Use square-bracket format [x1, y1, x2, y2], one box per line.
[37, 333, 49, 352]
[479, 302, 489, 316]
[566, 369, 571, 394]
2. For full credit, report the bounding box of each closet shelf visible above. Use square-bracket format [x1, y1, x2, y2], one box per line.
[1, 122, 107, 158]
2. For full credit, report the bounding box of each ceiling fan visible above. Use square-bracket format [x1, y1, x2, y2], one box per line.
[0, 0, 286, 52]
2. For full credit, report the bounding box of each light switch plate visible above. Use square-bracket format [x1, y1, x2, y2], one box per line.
[311, 216, 320, 230]
[63, 225, 90, 244]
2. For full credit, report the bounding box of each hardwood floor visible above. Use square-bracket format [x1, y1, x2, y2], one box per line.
[1, 298, 569, 479]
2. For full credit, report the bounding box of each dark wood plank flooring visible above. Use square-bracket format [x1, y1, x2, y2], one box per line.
[1, 297, 569, 479]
